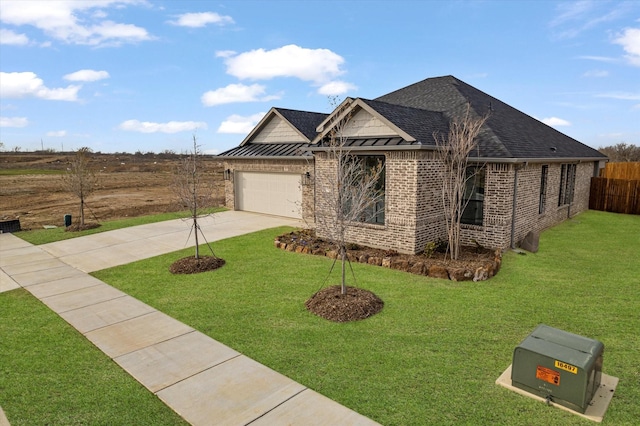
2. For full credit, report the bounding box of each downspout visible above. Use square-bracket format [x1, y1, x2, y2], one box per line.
[313, 158, 317, 227]
[510, 163, 527, 249]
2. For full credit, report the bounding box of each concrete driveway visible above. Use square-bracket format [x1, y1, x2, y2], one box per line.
[39, 210, 303, 272]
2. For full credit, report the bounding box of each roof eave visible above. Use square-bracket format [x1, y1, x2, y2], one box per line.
[309, 144, 428, 152]
[311, 98, 416, 145]
[469, 156, 608, 164]
[240, 108, 311, 146]
[218, 154, 312, 161]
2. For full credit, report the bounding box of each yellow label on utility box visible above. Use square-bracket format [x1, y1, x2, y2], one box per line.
[555, 360, 578, 374]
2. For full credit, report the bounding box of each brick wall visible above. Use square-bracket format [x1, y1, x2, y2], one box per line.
[460, 163, 514, 249]
[222, 159, 315, 224]
[315, 150, 449, 254]
[228, 154, 598, 254]
[460, 161, 596, 250]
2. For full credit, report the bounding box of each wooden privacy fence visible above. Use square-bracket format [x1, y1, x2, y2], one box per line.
[590, 177, 640, 215]
[600, 162, 640, 180]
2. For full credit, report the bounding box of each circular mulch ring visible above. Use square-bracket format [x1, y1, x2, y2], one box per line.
[169, 256, 226, 274]
[305, 285, 384, 322]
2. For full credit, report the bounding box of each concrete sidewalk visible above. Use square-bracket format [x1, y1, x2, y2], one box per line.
[0, 212, 379, 426]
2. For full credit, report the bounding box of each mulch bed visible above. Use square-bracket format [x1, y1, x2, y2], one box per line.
[275, 229, 502, 282]
[169, 256, 226, 274]
[305, 285, 384, 322]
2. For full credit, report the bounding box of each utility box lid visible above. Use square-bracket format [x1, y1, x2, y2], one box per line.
[511, 324, 604, 414]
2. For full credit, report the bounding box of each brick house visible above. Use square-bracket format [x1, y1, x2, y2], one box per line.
[219, 75, 607, 254]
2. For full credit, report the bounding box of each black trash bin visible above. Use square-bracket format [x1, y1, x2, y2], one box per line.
[64, 214, 72, 227]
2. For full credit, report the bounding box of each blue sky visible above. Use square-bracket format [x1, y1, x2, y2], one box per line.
[1, 0, 638, 155]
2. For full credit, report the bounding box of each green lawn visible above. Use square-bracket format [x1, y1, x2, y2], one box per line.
[90, 210, 639, 425]
[2, 210, 638, 425]
[16, 207, 226, 245]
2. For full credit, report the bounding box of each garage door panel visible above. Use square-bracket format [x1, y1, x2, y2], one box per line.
[235, 172, 302, 219]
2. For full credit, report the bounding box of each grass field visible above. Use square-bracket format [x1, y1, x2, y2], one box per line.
[92, 210, 639, 425]
[2, 210, 638, 425]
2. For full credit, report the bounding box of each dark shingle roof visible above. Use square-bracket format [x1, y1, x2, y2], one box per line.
[359, 99, 448, 146]
[274, 108, 328, 141]
[376, 75, 606, 160]
[218, 142, 313, 158]
[221, 75, 605, 161]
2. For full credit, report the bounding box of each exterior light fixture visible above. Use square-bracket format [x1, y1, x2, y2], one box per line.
[302, 171, 312, 185]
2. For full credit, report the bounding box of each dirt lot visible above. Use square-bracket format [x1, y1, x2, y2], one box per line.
[0, 152, 224, 230]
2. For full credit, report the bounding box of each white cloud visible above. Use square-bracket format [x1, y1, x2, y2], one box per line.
[318, 80, 357, 96]
[222, 44, 345, 84]
[541, 117, 571, 127]
[169, 12, 234, 28]
[0, 0, 152, 46]
[613, 27, 640, 67]
[0, 71, 80, 101]
[550, 1, 628, 39]
[118, 120, 207, 133]
[215, 50, 236, 58]
[0, 28, 29, 45]
[578, 55, 617, 63]
[582, 69, 609, 77]
[201, 83, 279, 106]
[595, 92, 640, 100]
[0, 116, 28, 127]
[46, 130, 67, 137]
[217, 113, 265, 134]
[64, 69, 110, 82]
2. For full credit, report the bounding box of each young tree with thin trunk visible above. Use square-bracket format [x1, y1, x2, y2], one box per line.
[173, 135, 218, 261]
[316, 99, 385, 294]
[434, 103, 488, 260]
[62, 147, 96, 227]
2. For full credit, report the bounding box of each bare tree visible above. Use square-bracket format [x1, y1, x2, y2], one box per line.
[434, 103, 488, 260]
[62, 147, 97, 227]
[173, 135, 218, 260]
[598, 142, 640, 162]
[316, 99, 385, 294]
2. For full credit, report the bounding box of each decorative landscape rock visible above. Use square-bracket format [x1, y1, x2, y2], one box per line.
[368, 257, 382, 266]
[390, 259, 409, 271]
[410, 261, 426, 275]
[448, 268, 473, 282]
[520, 231, 540, 253]
[428, 265, 450, 279]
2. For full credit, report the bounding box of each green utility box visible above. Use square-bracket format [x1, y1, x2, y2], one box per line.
[511, 325, 603, 413]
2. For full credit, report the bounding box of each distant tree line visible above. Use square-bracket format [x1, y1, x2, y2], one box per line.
[598, 143, 640, 162]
